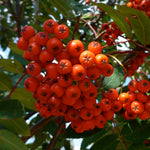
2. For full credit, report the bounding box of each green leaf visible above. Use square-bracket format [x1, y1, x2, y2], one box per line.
[0, 129, 28, 150]
[0, 118, 30, 136]
[48, 0, 74, 18]
[128, 143, 147, 150]
[117, 5, 150, 46]
[102, 67, 124, 90]
[10, 88, 36, 111]
[0, 59, 24, 74]
[0, 71, 12, 91]
[0, 100, 24, 119]
[94, 3, 133, 39]
[121, 120, 150, 143]
[40, 1, 60, 20]
[8, 41, 24, 57]
[31, 132, 48, 150]
[90, 134, 119, 150]
[81, 126, 111, 150]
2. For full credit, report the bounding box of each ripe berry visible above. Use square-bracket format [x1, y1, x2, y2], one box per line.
[24, 77, 39, 92]
[128, 80, 138, 92]
[87, 66, 101, 79]
[111, 100, 122, 112]
[65, 85, 81, 100]
[48, 96, 61, 108]
[88, 41, 102, 55]
[80, 107, 94, 120]
[95, 54, 109, 68]
[27, 62, 41, 76]
[28, 42, 41, 56]
[58, 74, 73, 87]
[71, 64, 87, 81]
[119, 92, 130, 103]
[79, 50, 95, 67]
[95, 114, 107, 128]
[17, 37, 28, 50]
[101, 63, 114, 77]
[54, 24, 69, 39]
[83, 84, 97, 99]
[138, 79, 150, 93]
[43, 19, 58, 34]
[51, 83, 65, 98]
[37, 84, 52, 102]
[57, 59, 72, 74]
[21, 26, 35, 40]
[46, 63, 59, 80]
[131, 101, 144, 114]
[100, 98, 112, 111]
[35, 32, 49, 46]
[103, 110, 114, 120]
[78, 78, 92, 92]
[39, 49, 54, 66]
[46, 37, 63, 54]
[67, 40, 84, 57]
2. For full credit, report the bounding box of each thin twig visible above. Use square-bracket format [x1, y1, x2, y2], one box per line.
[46, 117, 65, 150]
[6, 71, 27, 100]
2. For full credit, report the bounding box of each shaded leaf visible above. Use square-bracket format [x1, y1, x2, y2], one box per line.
[94, 3, 133, 39]
[0, 59, 24, 74]
[90, 134, 119, 150]
[31, 131, 48, 150]
[121, 120, 150, 143]
[11, 88, 36, 111]
[0, 118, 30, 136]
[0, 71, 12, 91]
[48, 0, 74, 18]
[40, 1, 60, 20]
[0, 100, 24, 119]
[0, 129, 28, 150]
[117, 5, 150, 46]
[81, 126, 111, 150]
[128, 143, 147, 150]
[102, 67, 124, 90]
[8, 41, 24, 57]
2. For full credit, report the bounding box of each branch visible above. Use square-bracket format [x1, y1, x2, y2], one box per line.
[46, 117, 66, 150]
[6, 71, 27, 100]
[22, 116, 56, 143]
[7, 0, 22, 37]
[80, 18, 97, 38]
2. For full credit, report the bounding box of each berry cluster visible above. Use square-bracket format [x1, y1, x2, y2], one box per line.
[120, 79, 150, 120]
[101, 22, 123, 46]
[127, 0, 150, 18]
[124, 53, 147, 76]
[17, 19, 115, 133]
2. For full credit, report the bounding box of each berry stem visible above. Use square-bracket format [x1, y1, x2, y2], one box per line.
[46, 117, 65, 150]
[112, 118, 128, 150]
[80, 18, 97, 38]
[6, 71, 28, 100]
